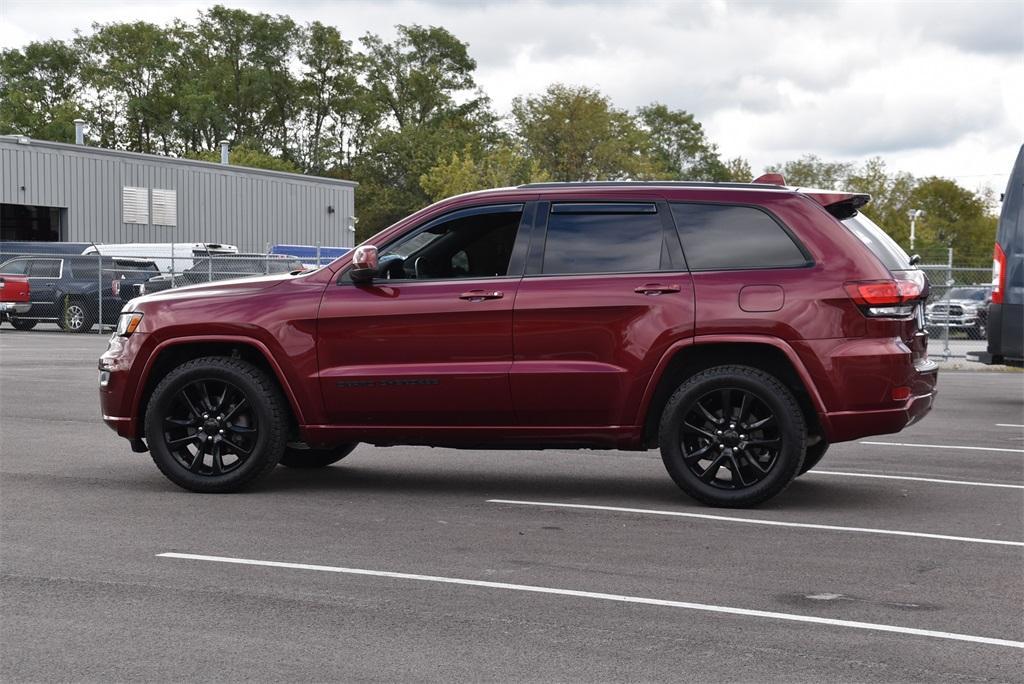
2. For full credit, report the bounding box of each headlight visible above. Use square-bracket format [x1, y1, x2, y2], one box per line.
[115, 312, 144, 336]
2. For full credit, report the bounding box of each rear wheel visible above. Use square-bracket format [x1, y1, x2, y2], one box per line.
[280, 443, 357, 469]
[62, 299, 94, 333]
[659, 365, 806, 507]
[145, 356, 288, 492]
[9, 318, 36, 331]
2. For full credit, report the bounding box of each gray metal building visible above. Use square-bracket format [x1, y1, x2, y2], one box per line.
[0, 133, 357, 252]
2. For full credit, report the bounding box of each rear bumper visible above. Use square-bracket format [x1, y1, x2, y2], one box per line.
[0, 302, 30, 314]
[825, 362, 937, 442]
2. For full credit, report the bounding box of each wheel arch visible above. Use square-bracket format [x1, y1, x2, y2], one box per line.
[134, 336, 304, 439]
[640, 336, 828, 448]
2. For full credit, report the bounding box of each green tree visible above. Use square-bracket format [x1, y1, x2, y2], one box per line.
[909, 177, 997, 258]
[185, 141, 299, 173]
[0, 40, 85, 141]
[636, 103, 729, 180]
[350, 25, 499, 238]
[724, 156, 753, 182]
[845, 157, 916, 246]
[79, 21, 178, 153]
[420, 144, 548, 201]
[512, 84, 659, 182]
[296, 22, 362, 174]
[764, 154, 853, 188]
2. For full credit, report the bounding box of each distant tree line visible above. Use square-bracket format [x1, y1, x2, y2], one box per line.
[0, 5, 997, 251]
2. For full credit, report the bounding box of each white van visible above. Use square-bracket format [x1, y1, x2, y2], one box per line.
[83, 243, 239, 274]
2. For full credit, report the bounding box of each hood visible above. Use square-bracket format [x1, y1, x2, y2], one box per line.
[128, 272, 295, 308]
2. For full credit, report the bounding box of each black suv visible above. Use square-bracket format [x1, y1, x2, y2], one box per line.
[0, 254, 154, 332]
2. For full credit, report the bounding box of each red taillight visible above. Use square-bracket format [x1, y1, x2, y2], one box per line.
[845, 276, 922, 317]
[992, 242, 1006, 304]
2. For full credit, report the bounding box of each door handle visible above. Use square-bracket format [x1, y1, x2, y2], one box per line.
[634, 283, 680, 295]
[459, 290, 504, 301]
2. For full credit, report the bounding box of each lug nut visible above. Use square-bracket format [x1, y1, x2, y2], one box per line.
[218, 429, 224, 434]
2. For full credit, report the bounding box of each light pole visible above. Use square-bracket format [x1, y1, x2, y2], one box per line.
[908, 209, 924, 252]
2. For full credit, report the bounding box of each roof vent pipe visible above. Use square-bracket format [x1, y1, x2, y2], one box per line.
[74, 119, 86, 145]
[219, 140, 230, 165]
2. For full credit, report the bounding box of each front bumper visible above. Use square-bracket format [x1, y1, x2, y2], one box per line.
[99, 332, 148, 438]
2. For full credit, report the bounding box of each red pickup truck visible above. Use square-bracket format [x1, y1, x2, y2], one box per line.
[0, 273, 31, 326]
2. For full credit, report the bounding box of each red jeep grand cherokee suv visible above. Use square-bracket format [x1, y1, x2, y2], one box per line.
[99, 178, 937, 506]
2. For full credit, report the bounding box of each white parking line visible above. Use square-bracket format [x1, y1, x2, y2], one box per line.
[860, 441, 1024, 454]
[486, 500, 1024, 547]
[995, 424, 1024, 429]
[809, 470, 1024, 490]
[158, 552, 1024, 650]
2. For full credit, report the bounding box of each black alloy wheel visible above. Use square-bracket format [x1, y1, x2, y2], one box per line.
[679, 386, 782, 490]
[145, 356, 287, 492]
[659, 365, 806, 507]
[162, 379, 258, 476]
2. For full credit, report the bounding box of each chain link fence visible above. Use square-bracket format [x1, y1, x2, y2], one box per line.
[1, 247, 996, 356]
[0, 251, 314, 334]
[917, 248, 994, 360]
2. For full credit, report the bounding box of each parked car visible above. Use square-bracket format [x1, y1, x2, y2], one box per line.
[269, 244, 350, 269]
[969, 144, 1023, 367]
[0, 273, 31, 325]
[100, 177, 937, 506]
[139, 254, 305, 294]
[926, 286, 993, 339]
[0, 254, 138, 332]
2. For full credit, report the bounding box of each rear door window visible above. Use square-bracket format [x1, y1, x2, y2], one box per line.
[0, 258, 30, 275]
[541, 203, 666, 275]
[29, 259, 62, 278]
[670, 203, 810, 271]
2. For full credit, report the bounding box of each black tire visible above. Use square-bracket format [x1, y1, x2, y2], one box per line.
[798, 440, 829, 476]
[62, 299, 94, 333]
[658, 365, 806, 508]
[280, 443, 357, 469]
[145, 356, 289, 493]
[9, 318, 37, 331]
[969, 320, 987, 340]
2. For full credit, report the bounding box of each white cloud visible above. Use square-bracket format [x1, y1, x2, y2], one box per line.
[2, 0, 1021, 192]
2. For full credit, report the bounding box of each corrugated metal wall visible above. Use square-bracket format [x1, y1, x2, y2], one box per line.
[0, 138, 356, 252]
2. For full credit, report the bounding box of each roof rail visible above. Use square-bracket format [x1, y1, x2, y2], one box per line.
[516, 180, 788, 190]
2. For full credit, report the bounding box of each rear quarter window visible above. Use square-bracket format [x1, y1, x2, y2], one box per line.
[841, 213, 913, 272]
[670, 203, 810, 271]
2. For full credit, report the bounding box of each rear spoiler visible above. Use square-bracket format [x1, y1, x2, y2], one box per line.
[751, 174, 870, 220]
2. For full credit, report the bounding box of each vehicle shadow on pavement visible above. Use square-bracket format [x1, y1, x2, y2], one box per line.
[263, 459, 892, 512]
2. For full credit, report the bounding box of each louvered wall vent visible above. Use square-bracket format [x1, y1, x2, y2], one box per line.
[122, 186, 148, 224]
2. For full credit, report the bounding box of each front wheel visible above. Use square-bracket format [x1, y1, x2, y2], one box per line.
[145, 356, 289, 492]
[280, 443, 358, 468]
[658, 365, 806, 507]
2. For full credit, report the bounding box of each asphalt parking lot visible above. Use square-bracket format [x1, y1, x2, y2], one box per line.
[1, 330, 1022, 681]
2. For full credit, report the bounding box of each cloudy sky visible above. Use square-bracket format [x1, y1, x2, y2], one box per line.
[2, 0, 1021, 193]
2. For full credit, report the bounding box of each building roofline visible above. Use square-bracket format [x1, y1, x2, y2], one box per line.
[0, 135, 357, 188]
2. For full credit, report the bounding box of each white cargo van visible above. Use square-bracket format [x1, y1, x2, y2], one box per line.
[82, 243, 238, 274]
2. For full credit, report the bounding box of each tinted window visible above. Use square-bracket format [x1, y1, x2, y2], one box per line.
[542, 204, 664, 274]
[377, 206, 523, 280]
[671, 203, 808, 271]
[0, 259, 30, 275]
[29, 259, 61, 277]
[842, 213, 913, 272]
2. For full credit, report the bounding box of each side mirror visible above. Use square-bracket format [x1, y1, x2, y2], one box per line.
[350, 245, 379, 283]
[909, 254, 922, 266]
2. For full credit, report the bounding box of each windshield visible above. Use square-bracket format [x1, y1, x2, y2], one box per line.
[842, 212, 913, 272]
[945, 288, 989, 301]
